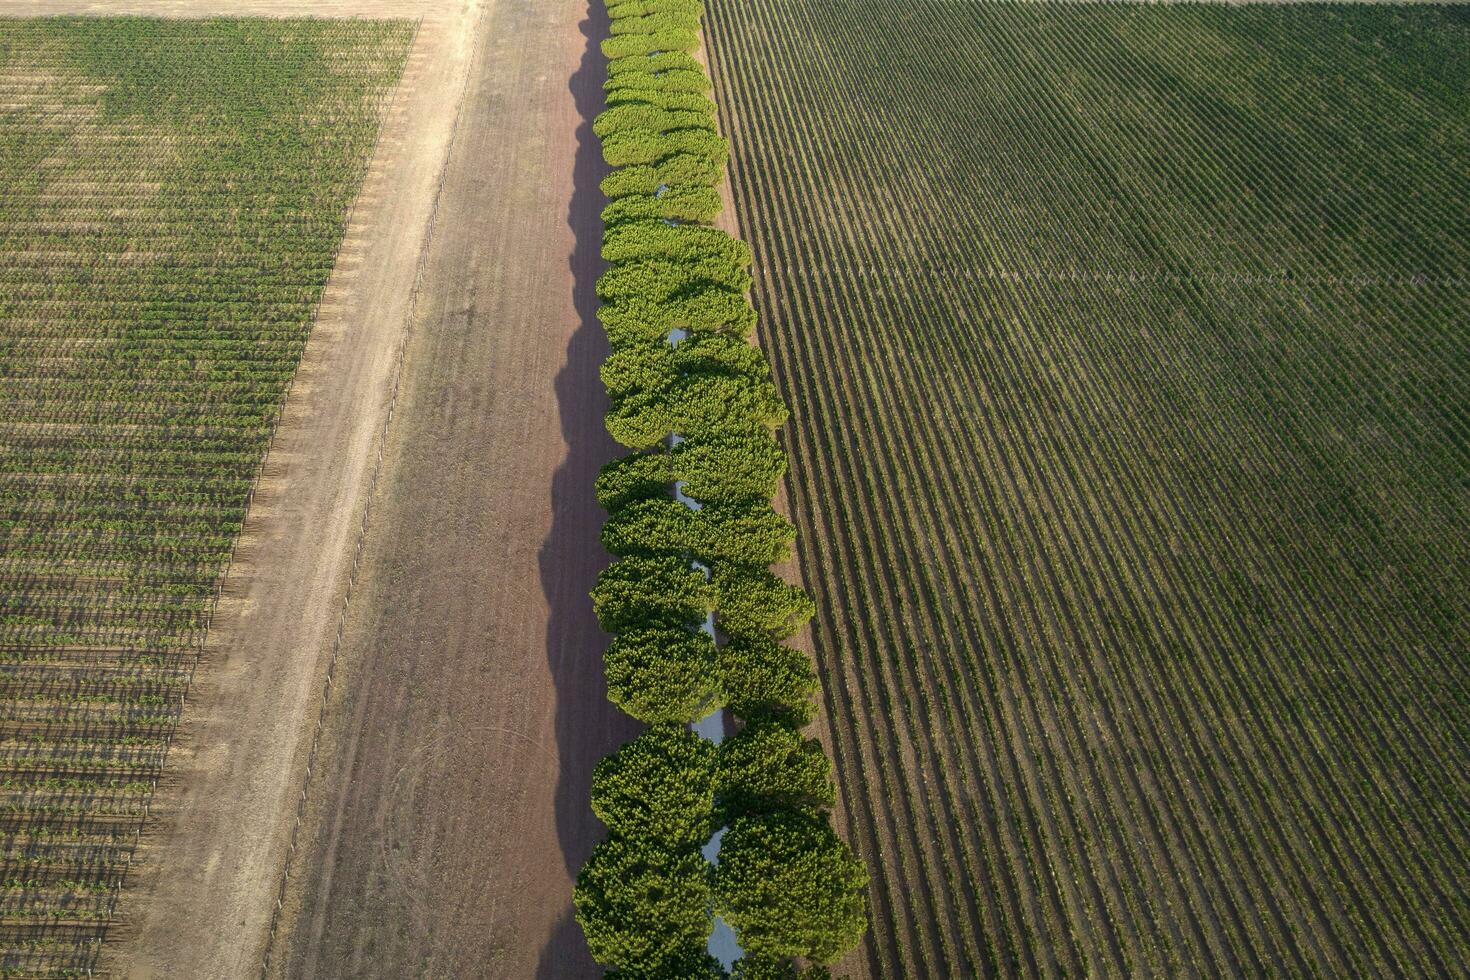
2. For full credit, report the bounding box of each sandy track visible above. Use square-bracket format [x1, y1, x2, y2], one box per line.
[268, 1, 635, 977]
[95, 6, 480, 978]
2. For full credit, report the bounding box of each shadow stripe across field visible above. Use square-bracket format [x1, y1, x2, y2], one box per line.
[703, 1, 1470, 976]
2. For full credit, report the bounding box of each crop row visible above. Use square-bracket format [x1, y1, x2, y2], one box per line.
[572, 3, 868, 978]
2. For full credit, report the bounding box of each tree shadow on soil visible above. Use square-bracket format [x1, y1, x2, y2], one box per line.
[538, 1, 633, 977]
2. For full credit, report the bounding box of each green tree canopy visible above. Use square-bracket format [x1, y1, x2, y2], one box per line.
[731, 955, 832, 980]
[601, 154, 721, 198]
[674, 433, 785, 505]
[713, 564, 814, 638]
[592, 724, 718, 846]
[717, 632, 818, 727]
[600, 336, 803, 448]
[714, 811, 868, 964]
[716, 719, 835, 821]
[607, 374, 786, 449]
[601, 340, 678, 405]
[604, 88, 719, 117]
[606, 51, 704, 78]
[607, 0, 705, 23]
[595, 434, 784, 513]
[576, 836, 715, 974]
[602, 220, 749, 268]
[602, 185, 723, 227]
[599, 289, 755, 348]
[597, 254, 751, 303]
[609, 11, 704, 38]
[605, 625, 720, 724]
[592, 554, 713, 632]
[607, 68, 713, 98]
[603, 127, 727, 169]
[603, 496, 795, 567]
[606, 947, 727, 980]
[602, 29, 699, 60]
[594, 103, 715, 141]
[597, 450, 676, 512]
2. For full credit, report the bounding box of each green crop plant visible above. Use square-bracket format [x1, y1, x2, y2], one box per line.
[697, 0, 1470, 975]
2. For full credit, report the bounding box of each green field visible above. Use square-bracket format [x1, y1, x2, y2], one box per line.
[703, 1, 1470, 975]
[0, 19, 410, 975]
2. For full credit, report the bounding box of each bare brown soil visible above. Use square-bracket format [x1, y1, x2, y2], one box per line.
[267, 2, 635, 978]
[94, 5, 480, 977]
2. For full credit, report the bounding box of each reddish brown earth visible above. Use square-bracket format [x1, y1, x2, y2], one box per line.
[269, 2, 636, 977]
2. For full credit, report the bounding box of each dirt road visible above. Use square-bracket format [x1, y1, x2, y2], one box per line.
[269, 1, 633, 977]
[92, 3, 481, 977]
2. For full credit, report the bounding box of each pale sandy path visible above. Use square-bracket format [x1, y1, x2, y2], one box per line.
[95, 4, 483, 977]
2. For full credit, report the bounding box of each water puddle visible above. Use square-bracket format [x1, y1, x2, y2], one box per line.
[692, 682, 738, 968]
[703, 825, 741, 969]
[675, 478, 703, 510]
[691, 699, 724, 744]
